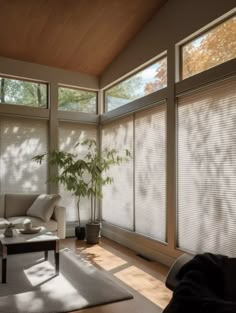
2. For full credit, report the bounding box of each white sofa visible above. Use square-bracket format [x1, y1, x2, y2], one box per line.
[0, 193, 66, 239]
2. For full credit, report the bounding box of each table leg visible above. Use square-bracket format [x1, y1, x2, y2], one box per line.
[2, 245, 7, 283]
[55, 240, 59, 275]
[44, 250, 48, 260]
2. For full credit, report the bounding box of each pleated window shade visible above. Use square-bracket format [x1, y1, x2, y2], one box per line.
[135, 103, 166, 242]
[0, 116, 48, 193]
[177, 77, 236, 256]
[59, 122, 97, 222]
[102, 116, 134, 230]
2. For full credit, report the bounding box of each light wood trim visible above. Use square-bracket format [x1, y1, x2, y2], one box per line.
[48, 81, 59, 194]
[101, 222, 182, 267]
[97, 90, 103, 115]
[166, 46, 177, 251]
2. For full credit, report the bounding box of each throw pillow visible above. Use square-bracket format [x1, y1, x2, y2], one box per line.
[26, 194, 61, 222]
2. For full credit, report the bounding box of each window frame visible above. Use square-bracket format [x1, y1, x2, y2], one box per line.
[0, 74, 49, 108]
[58, 84, 98, 114]
[177, 11, 236, 81]
[103, 53, 167, 113]
[176, 76, 236, 255]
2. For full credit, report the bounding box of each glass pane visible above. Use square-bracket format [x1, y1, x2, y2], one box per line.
[105, 57, 167, 112]
[182, 15, 236, 80]
[58, 87, 97, 113]
[0, 77, 47, 108]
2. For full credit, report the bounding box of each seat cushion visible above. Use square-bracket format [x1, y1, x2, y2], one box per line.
[7, 216, 58, 232]
[26, 194, 61, 222]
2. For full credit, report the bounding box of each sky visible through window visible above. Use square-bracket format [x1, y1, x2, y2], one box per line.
[105, 57, 167, 111]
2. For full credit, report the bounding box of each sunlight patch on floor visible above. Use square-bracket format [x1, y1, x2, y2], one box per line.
[114, 265, 172, 309]
[77, 245, 127, 271]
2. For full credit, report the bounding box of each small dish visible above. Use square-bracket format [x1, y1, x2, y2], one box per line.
[19, 227, 42, 234]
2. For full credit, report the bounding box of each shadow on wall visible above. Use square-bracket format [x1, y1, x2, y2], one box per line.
[177, 80, 236, 256]
[0, 117, 48, 194]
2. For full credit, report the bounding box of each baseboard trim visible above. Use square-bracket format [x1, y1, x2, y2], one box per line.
[101, 222, 182, 267]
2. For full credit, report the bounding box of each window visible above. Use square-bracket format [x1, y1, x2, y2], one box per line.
[105, 57, 167, 112]
[135, 104, 166, 242]
[177, 77, 236, 256]
[0, 117, 48, 193]
[0, 77, 47, 108]
[59, 122, 97, 222]
[58, 86, 97, 113]
[181, 15, 236, 80]
[102, 105, 167, 241]
[102, 116, 134, 230]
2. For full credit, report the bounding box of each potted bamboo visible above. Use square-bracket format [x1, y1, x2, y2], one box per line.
[33, 149, 89, 239]
[33, 139, 131, 243]
[76, 139, 131, 244]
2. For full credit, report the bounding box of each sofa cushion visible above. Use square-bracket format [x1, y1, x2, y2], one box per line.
[0, 194, 5, 218]
[8, 216, 58, 232]
[0, 217, 9, 229]
[5, 194, 39, 218]
[26, 194, 61, 222]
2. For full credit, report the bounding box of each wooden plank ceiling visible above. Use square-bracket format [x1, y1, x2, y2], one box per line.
[0, 0, 166, 76]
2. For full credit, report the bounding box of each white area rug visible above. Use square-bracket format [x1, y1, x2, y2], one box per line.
[0, 249, 133, 313]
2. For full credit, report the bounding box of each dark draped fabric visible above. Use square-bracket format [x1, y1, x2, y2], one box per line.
[164, 253, 236, 313]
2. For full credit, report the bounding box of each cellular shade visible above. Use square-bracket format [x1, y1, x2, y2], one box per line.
[135, 103, 166, 242]
[102, 116, 133, 230]
[59, 122, 97, 222]
[177, 77, 236, 256]
[0, 117, 48, 193]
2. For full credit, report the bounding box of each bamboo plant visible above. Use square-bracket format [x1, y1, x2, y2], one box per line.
[33, 149, 88, 228]
[33, 138, 131, 227]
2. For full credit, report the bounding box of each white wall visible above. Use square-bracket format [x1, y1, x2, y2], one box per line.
[0, 56, 99, 197]
[0, 57, 98, 89]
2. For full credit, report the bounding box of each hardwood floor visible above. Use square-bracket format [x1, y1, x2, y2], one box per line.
[60, 237, 172, 313]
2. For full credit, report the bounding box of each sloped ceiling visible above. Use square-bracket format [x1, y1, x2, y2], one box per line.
[0, 0, 167, 75]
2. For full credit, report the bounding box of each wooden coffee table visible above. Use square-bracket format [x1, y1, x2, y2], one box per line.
[0, 228, 59, 283]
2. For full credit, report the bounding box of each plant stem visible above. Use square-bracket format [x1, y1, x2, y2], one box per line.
[93, 192, 96, 222]
[77, 198, 81, 227]
[90, 195, 93, 223]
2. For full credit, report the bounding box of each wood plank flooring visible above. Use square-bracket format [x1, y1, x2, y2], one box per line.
[60, 237, 172, 313]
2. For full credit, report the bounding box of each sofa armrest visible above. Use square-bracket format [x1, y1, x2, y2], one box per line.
[165, 253, 194, 291]
[53, 205, 66, 239]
